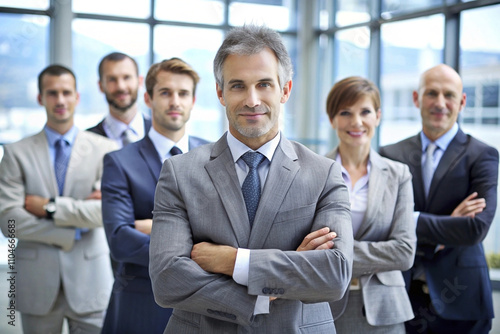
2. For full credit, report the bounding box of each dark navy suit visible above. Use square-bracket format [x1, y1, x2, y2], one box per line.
[101, 134, 209, 334]
[380, 128, 498, 334]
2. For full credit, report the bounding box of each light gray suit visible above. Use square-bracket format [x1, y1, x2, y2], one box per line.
[0, 130, 115, 318]
[150, 133, 353, 333]
[326, 149, 416, 330]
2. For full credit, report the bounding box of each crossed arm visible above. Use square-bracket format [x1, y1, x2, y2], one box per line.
[191, 227, 337, 276]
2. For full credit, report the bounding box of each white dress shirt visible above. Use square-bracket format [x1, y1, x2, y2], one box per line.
[336, 153, 370, 237]
[148, 127, 190, 162]
[227, 130, 281, 315]
[102, 112, 146, 149]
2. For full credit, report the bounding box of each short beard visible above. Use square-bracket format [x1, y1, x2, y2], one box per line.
[105, 92, 138, 113]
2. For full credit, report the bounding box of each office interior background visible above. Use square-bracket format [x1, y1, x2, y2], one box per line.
[1, 0, 499, 284]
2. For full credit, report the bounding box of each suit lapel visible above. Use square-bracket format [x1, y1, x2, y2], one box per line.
[356, 151, 386, 239]
[248, 137, 300, 249]
[138, 136, 162, 181]
[427, 129, 467, 205]
[205, 134, 251, 248]
[32, 131, 58, 196]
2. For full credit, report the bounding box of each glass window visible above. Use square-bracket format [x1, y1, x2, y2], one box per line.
[335, 0, 371, 27]
[0, 13, 49, 144]
[0, 0, 48, 10]
[229, 0, 295, 31]
[73, 0, 150, 19]
[381, 0, 442, 18]
[72, 19, 150, 129]
[482, 84, 499, 108]
[334, 27, 370, 81]
[379, 14, 444, 146]
[155, 0, 224, 25]
[154, 25, 225, 142]
[460, 4, 500, 254]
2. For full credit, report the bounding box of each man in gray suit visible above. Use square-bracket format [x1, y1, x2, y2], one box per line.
[149, 25, 353, 333]
[0, 65, 116, 333]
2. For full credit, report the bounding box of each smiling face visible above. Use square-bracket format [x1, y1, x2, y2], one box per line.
[145, 70, 195, 140]
[38, 73, 79, 131]
[330, 95, 381, 150]
[216, 48, 292, 149]
[99, 58, 142, 115]
[414, 64, 466, 141]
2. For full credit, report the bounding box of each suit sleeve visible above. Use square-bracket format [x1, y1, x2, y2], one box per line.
[247, 161, 353, 303]
[351, 164, 416, 277]
[150, 159, 353, 326]
[417, 145, 498, 246]
[101, 152, 151, 266]
[0, 145, 75, 251]
[52, 140, 115, 229]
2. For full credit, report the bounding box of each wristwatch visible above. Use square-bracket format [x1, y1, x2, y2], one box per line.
[43, 198, 56, 219]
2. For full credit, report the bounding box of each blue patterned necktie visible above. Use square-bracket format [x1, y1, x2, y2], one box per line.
[54, 138, 71, 196]
[241, 151, 266, 226]
[170, 146, 182, 156]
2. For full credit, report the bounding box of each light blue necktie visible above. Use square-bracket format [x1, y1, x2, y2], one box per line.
[241, 151, 266, 226]
[55, 138, 71, 196]
[55, 138, 86, 240]
[423, 142, 437, 198]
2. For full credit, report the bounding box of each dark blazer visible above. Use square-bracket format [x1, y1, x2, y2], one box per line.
[149, 133, 353, 333]
[379, 128, 498, 321]
[86, 116, 152, 137]
[101, 134, 209, 334]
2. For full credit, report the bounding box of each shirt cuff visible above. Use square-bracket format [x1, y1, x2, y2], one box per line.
[233, 248, 250, 286]
[413, 211, 420, 225]
[233, 248, 270, 315]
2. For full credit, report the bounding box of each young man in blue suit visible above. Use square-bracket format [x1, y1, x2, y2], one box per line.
[380, 64, 498, 334]
[100, 57, 210, 334]
[149, 25, 353, 333]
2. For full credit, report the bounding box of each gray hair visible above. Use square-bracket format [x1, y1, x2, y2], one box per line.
[213, 25, 293, 90]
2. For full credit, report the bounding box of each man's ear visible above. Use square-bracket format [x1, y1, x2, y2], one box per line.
[412, 90, 420, 108]
[144, 91, 152, 108]
[216, 83, 226, 107]
[280, 80, 292, 103]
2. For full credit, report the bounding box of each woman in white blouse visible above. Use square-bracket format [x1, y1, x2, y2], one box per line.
[325, 76, 416, 333]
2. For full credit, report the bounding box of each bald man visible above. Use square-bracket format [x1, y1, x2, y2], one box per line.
[380, 64, 498, 334]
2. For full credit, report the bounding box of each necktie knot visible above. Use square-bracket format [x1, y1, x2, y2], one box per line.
[121, 128, 134, 146]
[170, 146, 183, 156]
[241, 151, 265, 170]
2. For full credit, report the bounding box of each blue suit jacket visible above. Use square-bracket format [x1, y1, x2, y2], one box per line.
[101, 134, 209, 334]
[379, 128, 498, 321]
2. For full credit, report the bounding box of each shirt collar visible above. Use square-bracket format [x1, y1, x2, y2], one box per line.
[148, 127, 190, 160]
[104, 112, 144, 140]
[335, 152, 372, 179]
[420, 122, 459, 152]
[226, 130, 281, 163]
[44, 125, 78, 147]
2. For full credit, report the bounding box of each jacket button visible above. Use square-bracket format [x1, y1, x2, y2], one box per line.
[262, 288, 270, 294]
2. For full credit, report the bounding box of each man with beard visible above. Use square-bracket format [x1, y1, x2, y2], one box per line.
[149, 25, 353, 333]
[100, 58, 209, 333]
[88, 52, 151, 148]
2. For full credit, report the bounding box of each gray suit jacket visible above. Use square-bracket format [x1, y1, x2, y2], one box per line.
[326, 148, 416, 326]
[150, 133, 353, 333]
[0, 130, 116, 315]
